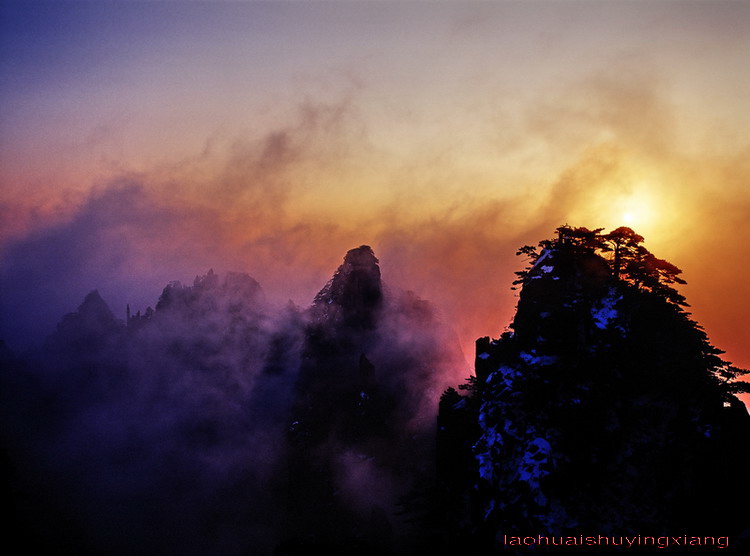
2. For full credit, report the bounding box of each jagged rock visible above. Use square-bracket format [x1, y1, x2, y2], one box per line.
[312, 245, 383, 330]
[281, 245, 462, 552]
[438, 229, 750, 551]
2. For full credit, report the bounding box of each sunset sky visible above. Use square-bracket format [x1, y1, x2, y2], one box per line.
[1, 0, 749, 404]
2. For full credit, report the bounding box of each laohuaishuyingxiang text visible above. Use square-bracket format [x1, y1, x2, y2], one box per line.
[502, 535, 730, 549]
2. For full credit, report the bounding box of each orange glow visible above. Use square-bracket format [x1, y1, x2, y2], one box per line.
[1, 1, 749, 409]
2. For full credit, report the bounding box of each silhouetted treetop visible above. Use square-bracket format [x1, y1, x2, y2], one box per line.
[510, 224, 750, 402]
[515, 225, 688, 306]
[438, 224, 750, 550]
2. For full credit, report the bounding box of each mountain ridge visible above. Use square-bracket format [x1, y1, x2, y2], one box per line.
[436, 226, 750, 552]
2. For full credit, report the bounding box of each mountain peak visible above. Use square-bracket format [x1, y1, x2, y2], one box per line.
[44, 289, 121, 353]
[312, 245, 382, 329]
[342, 244, 378, 268]
[69, 289, 118, 330]
[437, 225, 750, 546]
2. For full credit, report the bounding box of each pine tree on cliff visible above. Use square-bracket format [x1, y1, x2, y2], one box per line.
[438, 225, 750, 553]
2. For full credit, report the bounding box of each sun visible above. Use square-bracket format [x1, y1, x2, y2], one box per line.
[616, 191, 653, 230]
[571, 180, 664, 238]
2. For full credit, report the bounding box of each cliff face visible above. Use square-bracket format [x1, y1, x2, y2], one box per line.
[311, 245, 383, 330]
[282, 245, 463, 552]
[438, 239, 750, 550]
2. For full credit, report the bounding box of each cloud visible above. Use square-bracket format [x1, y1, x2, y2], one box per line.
[2, 60, 750, 395]
[0, 182, 230, 349]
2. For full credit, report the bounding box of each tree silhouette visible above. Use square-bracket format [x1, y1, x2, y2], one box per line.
[624, 246, 688, 305]
[604, 226, 644, 279]
[439, 224, 750, 551]
[515, 225, 688, 306]
[512, 224, 748, 395]
[556, 224, 608, 252]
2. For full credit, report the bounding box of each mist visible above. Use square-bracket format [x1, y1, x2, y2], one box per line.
[3, 232, 472, 553]
[3, 62, 750, 398]
[3, 3, 750, 553]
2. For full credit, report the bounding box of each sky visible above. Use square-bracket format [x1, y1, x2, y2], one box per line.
[1, 0, 749, 404]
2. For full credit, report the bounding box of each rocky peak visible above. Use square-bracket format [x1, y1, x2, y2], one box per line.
[77, 290, 117, 326]
[155, 270, 264, 316]
[55, 289, 119, 336]
[437, 227, 750, 548]
[44, 290, 122, 354]
[312, 245, 383, 329]
[511, 244, 614, 353]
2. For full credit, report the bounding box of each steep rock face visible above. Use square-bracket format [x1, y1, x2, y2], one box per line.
[281, 246, 463, 553]
[311, 245, 383, 330]
[508, 248, 611, 357]
[438, 239, 750, 551]
[292, 246, 387, 451]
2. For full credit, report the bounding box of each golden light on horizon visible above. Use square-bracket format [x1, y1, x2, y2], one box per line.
[618, 190, 653, 231]
[566, 177, 662, 240]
